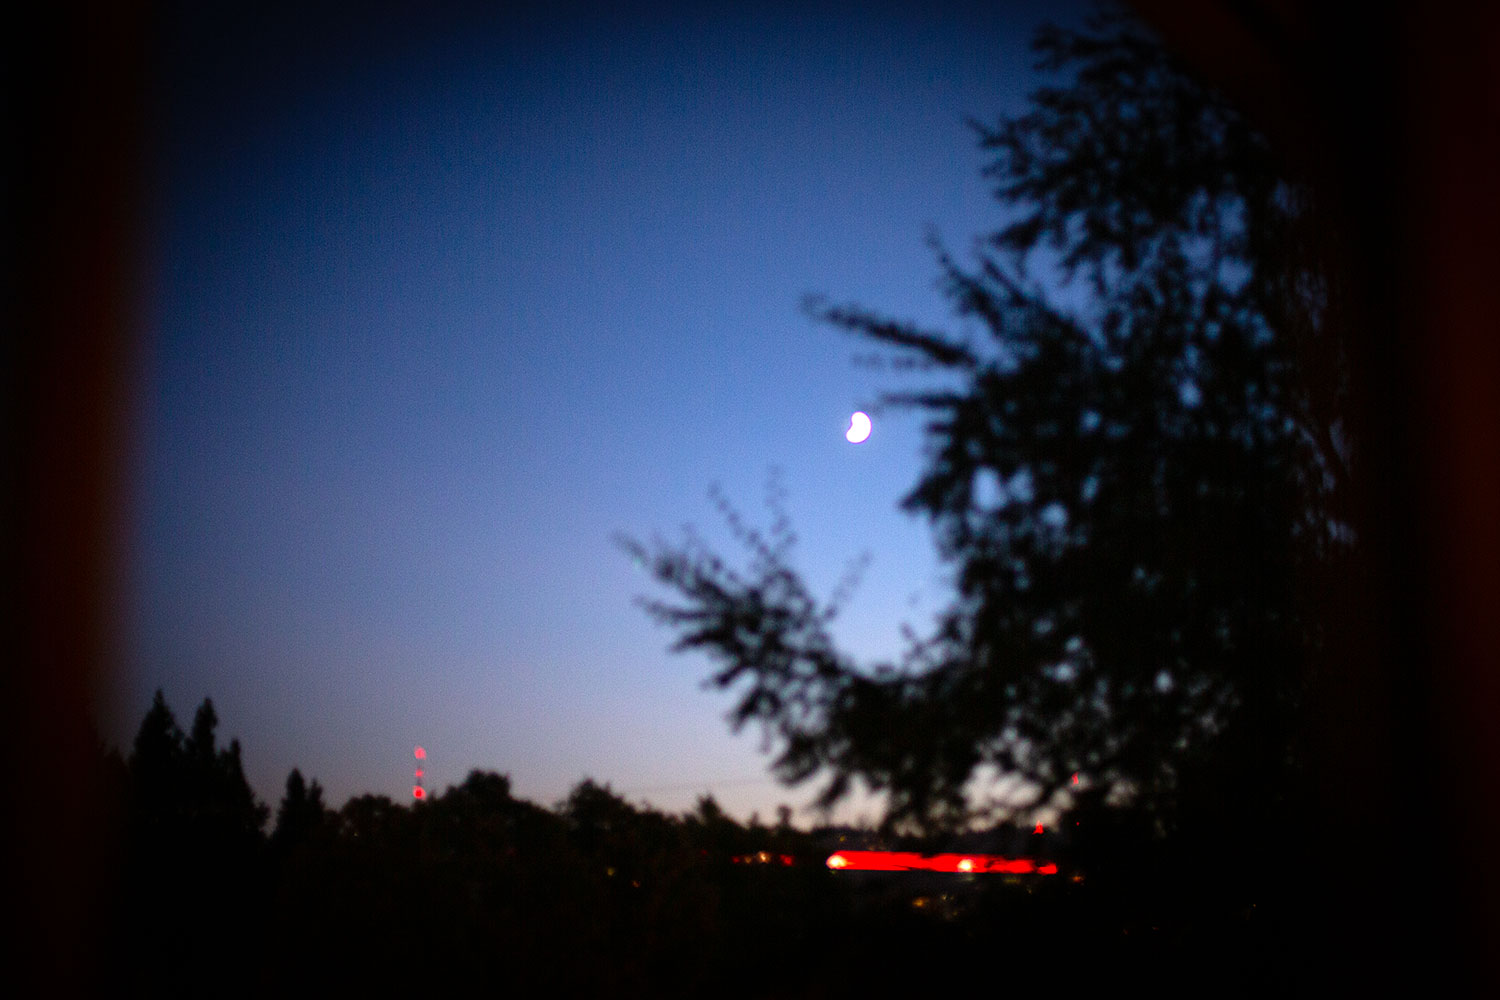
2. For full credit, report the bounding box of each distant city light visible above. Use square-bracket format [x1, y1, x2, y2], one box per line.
[734, 851, 798, 866]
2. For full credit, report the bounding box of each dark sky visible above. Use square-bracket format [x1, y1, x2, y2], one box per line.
[114, 0, 1088, 823]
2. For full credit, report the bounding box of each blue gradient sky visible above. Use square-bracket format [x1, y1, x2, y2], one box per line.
[111, 1, 1086, 823]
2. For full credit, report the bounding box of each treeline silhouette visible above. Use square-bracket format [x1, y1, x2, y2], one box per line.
[87, 691, 1317, 995]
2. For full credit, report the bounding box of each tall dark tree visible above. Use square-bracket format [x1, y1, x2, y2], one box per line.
[628, 4, 1349, 855]
[118, 694, 270, 987]
[177, 697, 268, 844]
[182, 697, 220, 826]
[271, 767, 327, 850]
[129, 689, 185, 824]
[185, 697, 219, 763]
[130, 693, 269, 839]
[217, 736, 268, 839]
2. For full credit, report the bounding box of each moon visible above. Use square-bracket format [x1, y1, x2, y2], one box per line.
[845, 411, 872, 444]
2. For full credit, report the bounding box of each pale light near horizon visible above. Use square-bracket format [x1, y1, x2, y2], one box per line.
[845, 411, 872, 444]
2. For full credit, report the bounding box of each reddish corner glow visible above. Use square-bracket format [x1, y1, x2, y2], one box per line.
[824, 851, 1059, 875]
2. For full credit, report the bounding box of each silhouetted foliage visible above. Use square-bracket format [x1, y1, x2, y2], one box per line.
[128, 689, 186, 830]
[627, 3, 1350, 864]
[109, 692, 1263, 993]
[270, 767, 327, 850]
[117, 693, 271, 988]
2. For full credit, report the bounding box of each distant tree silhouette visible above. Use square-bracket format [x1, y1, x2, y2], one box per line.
[560, 779, 636, 844]
[270, 767, 326, 851]
[109, 692, 1157, 992]
[128, 689, 186, 832]
[185, 697, 217, 760]
[336, 792, 411, 847]
[685, 793, 745, 860]
[120, 693, 270, 987]
[129, 693, 268, 842]
[179, 697, 268, 846]
[627, 0, 1349, 873]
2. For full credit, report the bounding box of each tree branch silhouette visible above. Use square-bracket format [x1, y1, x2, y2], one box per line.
[629, 4, 1349, 840]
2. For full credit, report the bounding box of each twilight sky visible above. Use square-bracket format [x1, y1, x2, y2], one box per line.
[110, 0, 1087, 824]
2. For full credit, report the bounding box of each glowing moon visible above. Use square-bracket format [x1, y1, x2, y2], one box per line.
[845, 411, 872, 444]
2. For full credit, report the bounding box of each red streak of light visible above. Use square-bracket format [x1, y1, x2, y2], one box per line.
[824, 851, 1058, 874]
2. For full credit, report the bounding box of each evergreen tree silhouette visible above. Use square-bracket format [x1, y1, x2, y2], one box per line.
[271, 767, 326, 851]
[128, 689, 185, 833]
[627, 4, 1348, 893]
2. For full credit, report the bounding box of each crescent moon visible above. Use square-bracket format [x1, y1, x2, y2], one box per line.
[846, 411, 872, 444]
